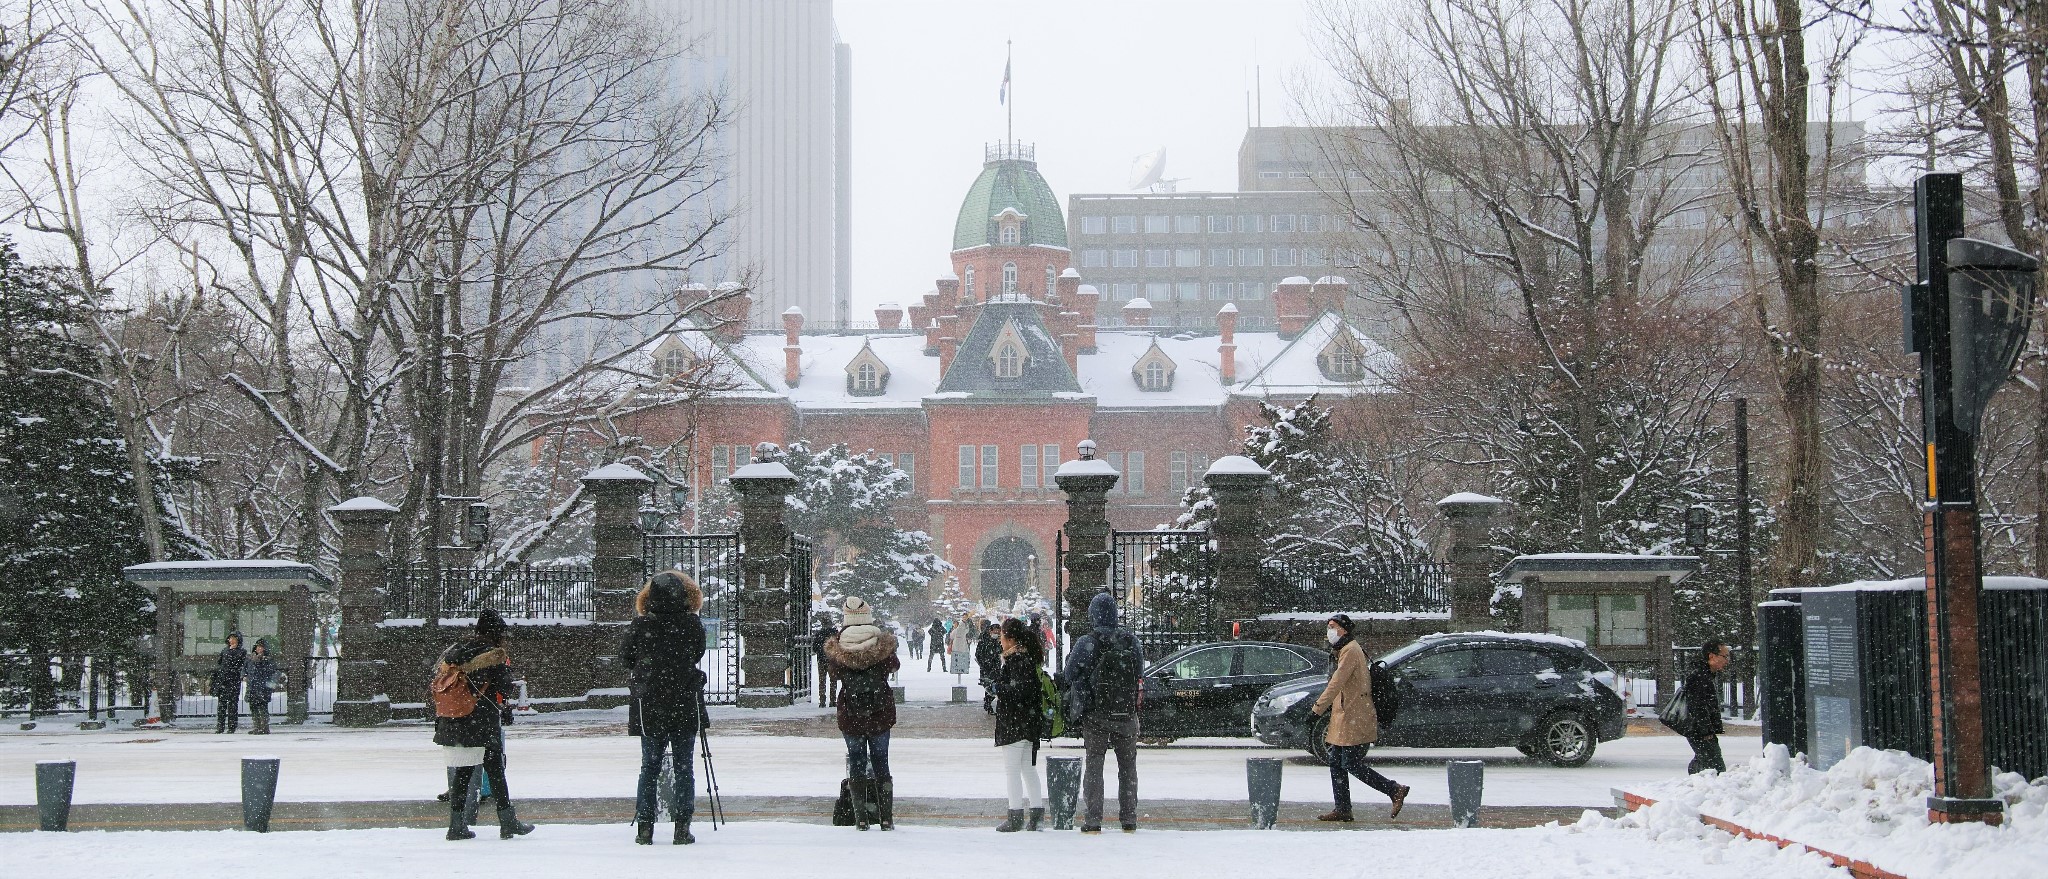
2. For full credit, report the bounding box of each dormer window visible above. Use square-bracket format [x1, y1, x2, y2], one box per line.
[1132, 339, 1177, 392]
[856, 363, 879, 390]
[1143, 361, 1166, 388]
[1319, 334, 1369, 382]
[995, 342, 1023, 378]
[845, 341, 891, 396]
[1000, 221, 1020, 245]
[987, 318, 1030, 380]
[661, 349, 691, 377]
[964, 266, 976, 299]
[1002, 262, 1018, 297]
[1046, 266, 1057, 297]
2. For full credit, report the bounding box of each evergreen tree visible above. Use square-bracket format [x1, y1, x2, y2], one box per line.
[0, 242, 179, 706]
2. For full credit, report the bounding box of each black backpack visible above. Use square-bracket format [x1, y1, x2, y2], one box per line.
[1369, 660, 1401, 726]
[1088, 633, 1142, 722]
[839, 665, 892, 713]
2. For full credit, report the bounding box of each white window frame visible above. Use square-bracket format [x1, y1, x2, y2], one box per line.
[959, 445, 976, 490]
[980, 444, 999, 489]
[1020, 444, 1039, 488]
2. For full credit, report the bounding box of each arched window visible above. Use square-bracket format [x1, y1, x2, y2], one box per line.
[856, 362, 878, 390]
[995, 342, 1023, 378]
[1000, 221, 1020, 245]
[964, 266, 975, 299]
[660, 349, 690, 377]
[1046, 266, 1058, 297]
[1002, 262, 1018, 297]
[1323, 347, 1363, 381]
[1143, 360, 1166, 389]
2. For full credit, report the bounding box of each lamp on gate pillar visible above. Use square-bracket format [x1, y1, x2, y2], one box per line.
[1903, 172, 2039, 826]
[1053, 440, 1120, 623]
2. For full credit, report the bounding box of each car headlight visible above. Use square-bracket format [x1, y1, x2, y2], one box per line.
[1259, 690, 1310, 714]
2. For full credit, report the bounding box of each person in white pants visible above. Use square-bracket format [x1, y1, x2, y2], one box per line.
[987, 617, 1046, 832]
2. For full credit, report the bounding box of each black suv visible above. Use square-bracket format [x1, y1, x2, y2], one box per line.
[1250, 632, 1628, 766]
[1123, 641, 1330, 741]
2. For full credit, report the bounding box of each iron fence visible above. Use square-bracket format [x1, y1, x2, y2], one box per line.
[1109, 529, 1217, 659]
[0, 653, 149, 720]
[646, 532, 744, 703]
[1256, 556, 1450, 615]
[385, 564, 596, 619]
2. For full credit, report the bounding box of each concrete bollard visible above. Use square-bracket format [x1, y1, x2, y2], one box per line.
[242, 757, 281, 832]
[1045, 755, 1082, 830]
[891, 685, 907, 704]
[1246, 757, 1284, 829]
[35, 760, 75, 831]
[1447, 759, 1484, 827]
[950, 685, 967, 703]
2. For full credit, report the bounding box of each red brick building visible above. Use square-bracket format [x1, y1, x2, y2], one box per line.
[622, 144, 1397, 603]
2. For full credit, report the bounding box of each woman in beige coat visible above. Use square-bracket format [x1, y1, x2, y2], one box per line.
[1309, 614, 1410, 822]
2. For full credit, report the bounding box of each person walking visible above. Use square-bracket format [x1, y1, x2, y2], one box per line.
[812, 615, 835, 708]
[623, 571, 710, 845]
[1310, 614, 1410, 822]
[1060, 592, 1145, 834]
[989, 617, 1047, 832]
[908, 623, 925, 661]
[241, 638, 279, 735]
[824, 596, 900, 830]
[927, 618, 950, 672]
[434, 609, 534, 841]
[948, 615, 974, 675]
[974, 619, 1003, 696]
[211, 632, 247, 734]
[1683, 640, 1730, 774]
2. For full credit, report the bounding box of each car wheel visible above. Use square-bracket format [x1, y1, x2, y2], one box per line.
[1305, 713, 1332, 764]
[1533, 713, 1596, 767]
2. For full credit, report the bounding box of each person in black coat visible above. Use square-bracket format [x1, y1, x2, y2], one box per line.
[925, 618, 949, 672]
[974, 619, 1003, 708]
[210, 633, 246, 733]
[434, 609, 531, 841]
[622, 570, 709, 846]
[241, 639, 279, 735]
[1684, 639, 1730, 774]
[989, 617, 1046, 832]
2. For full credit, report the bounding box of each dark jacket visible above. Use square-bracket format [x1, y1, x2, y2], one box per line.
[1059, 592, 1146, 726]
[1683, 663, 1724, 736]
[242, 649, 279, 703]
[824, 626, 900, 736]
[432, 636, 513, 748]
[926, 622, 948, 653]
[974, 628, 1003, 682]
[210, 643, 247, 697]
[991, 650, 1044, 749]
[622, 606, 709, 738]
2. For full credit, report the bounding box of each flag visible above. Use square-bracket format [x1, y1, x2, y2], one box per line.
[999, 58, 1010, 105]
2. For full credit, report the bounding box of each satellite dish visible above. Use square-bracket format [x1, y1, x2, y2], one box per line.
[1129, 148, 1167, 190]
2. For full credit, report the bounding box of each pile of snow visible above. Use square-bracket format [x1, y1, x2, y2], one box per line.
[1620, 744, 2048, 879]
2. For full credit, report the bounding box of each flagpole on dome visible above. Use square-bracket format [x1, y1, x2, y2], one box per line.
[1002, 40, 1012, 146]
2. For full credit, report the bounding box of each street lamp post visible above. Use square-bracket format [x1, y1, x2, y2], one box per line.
[1903, 172, 2040, 826]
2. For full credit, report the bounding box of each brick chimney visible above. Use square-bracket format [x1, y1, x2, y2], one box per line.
[674, 282, 710, 315]
[875, 302, 904, 330]
[924, 318, 942, 356]
[1217, 303, 1239, 385]
[1056, 267, 1081, 306]
[1309, 276, 1351, 319]
[906, 299, 930, 333]
[935, 276, 959, 305]
[782, 307, 804, 387]
[1075, 285, 1101, 353]
[1274, 276, 1313, 339]
[1060, 332, 1079, 375]
[1122, 297, 1152, 328]
[708, 287, 752, 344]
[936, 313, 961, 373]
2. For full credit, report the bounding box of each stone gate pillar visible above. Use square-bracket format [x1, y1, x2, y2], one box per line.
[1205, 456, 1273, 636]
[730, 461, 799, 708]
[328, 496, 399, 727]
[1436, 493, 1506, 628]
[1053, 440, 1120, 622]
[582, 464, 653, 622]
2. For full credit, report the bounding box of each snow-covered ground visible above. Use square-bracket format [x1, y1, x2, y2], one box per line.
[1622, 744, 2047, 879]
[1, 814, 1850, 879]
[3, 717, 1744, 809]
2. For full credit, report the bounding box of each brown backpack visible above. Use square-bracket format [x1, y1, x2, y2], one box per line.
[430, 647, 506, 719]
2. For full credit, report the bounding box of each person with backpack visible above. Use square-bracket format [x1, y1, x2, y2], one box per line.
[622, 570, 709, 845]
[1059, 592, 1145, 834]
[989, 617, 1047, 832]
[1682, 640, 1730, 774]
[1310, 614, 1410, 822]
[432, 609, 533, 841]
[210, 632, 246, 734]
[241, 638, 279, 735]
[926, 618, 948, 671]
[824, 596, 900, 830]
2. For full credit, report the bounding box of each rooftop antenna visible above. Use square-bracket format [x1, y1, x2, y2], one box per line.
[1129, 148, 1186, 193]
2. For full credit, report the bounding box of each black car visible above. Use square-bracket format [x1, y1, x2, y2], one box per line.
[1251, 632, 1628, 767]
[1125, 641, 1330, 742]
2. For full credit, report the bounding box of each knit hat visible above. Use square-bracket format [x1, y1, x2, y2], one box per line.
[841, 596, 874, 626]
[1327, 613, 1356, 635]
[476, 608, 507, 642]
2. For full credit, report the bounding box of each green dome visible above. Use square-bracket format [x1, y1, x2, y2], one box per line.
[952, 145, 1067, 251]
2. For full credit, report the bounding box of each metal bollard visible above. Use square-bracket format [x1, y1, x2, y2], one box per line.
[1246, 757, 1284, 829]
[891, 685, 907, 704]
[1447, 760, 1484, 827]
[242, 757, 281, 832]
[1045, 755, 1082, 830]
[35, 760, 75, 831]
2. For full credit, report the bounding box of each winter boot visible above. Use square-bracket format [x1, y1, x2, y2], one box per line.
[446, 808, 475, 841]
[1389, 785, 1411, 820]
[853, 778, 871, 831]
[1121, 823, 1138, 833]
[1027, 807, 1044, 831]
[634, 821, 653, 845]
[995, 809, 1025, 832]
[1315, 809, 1354, 822]
[877, 780, 895, 831]
[496, 803, 535, 839]
[673, 821, 694, 845]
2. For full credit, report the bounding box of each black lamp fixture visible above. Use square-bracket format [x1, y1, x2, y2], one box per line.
[1684, 505, 1710, 554]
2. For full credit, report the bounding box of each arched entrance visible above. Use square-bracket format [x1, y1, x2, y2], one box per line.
[977, 535, 1038, 606]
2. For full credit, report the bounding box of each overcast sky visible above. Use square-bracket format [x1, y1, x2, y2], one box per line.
[833, 0, 1323, 316]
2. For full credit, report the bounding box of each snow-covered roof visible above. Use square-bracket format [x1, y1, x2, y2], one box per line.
[1234, 312, 1399, 399]
[125, 560, 334, 590]
[1792, 576, 2048, 593]
[329, 497, 399, 513]
[1498, 553, 1701, 585]
[1438, 492, 1505, 506]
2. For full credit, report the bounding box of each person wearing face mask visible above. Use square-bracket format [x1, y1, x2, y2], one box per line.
[1309, 614, 1409, 822]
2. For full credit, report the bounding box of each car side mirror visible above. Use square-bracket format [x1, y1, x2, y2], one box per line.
[1156, 668, 1176, 680]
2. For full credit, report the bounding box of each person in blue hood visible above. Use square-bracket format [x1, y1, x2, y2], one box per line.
[1059, 591, 1147, 833]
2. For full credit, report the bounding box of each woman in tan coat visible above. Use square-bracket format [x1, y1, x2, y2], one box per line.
[1310, 614, 1410, 822]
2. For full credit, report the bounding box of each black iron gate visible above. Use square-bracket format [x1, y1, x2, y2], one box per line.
[645, 532, 744, 703]
[1111, 529, 1215, 659]
[786, 534, 815, 702]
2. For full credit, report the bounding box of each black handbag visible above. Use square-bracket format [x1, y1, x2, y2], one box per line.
[1658, 681, 1691, 733]
[831, 778, 856, 826]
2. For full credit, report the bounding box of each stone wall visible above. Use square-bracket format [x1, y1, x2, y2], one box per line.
[373, 619, 628, 718]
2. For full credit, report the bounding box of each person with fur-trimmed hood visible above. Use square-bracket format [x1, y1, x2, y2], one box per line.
[434, 609, 532, 841]
[623, 570, 709, 845]
[824, 596, 900, 830]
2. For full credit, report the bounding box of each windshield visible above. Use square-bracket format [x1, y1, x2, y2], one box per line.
[1376, 640, 1430, 667]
